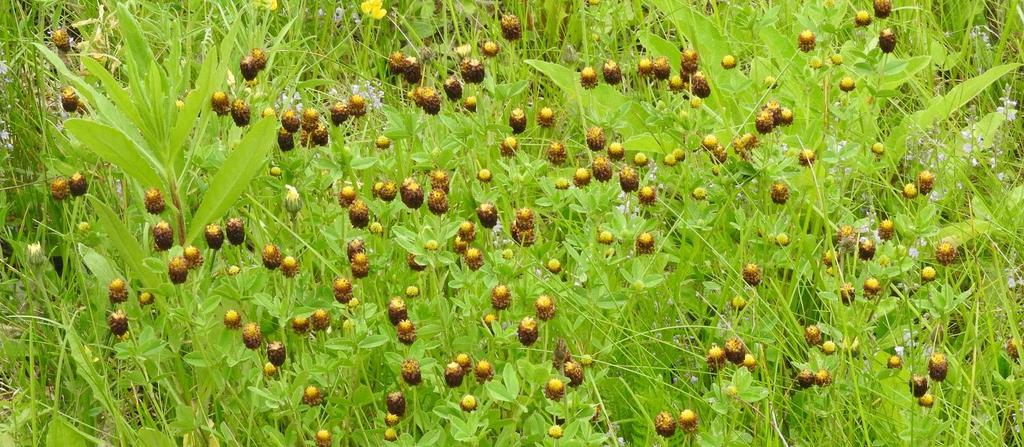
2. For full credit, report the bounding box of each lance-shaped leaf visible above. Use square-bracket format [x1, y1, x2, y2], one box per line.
[185, 117, 277, 243]
[64, 119, 165, 189]
[87, 195, 160, 288]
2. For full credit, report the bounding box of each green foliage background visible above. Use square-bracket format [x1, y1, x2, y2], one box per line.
[1, 0, 1024, 445]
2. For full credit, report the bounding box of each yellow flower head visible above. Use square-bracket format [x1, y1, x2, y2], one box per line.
[360, 0, 387, 20]
[254, 0, 278, 11]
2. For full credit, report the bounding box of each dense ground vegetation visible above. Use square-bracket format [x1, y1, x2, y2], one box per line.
[2, 0, 1024, 445]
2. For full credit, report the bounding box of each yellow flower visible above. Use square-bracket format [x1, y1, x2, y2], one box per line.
[360, 0, 387, 20]
[254, 0, 277, 11]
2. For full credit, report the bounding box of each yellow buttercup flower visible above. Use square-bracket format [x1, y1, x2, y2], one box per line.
[254, 0, 278, 11]
[360, 0, 387, 20]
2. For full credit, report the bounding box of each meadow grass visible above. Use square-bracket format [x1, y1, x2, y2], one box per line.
[1, 0, 1024, 445]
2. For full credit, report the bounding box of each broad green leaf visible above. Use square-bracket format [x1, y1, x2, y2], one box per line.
[881, 56, 931, 90]
[524, 59, 578, 102]
[170, 46, 218, 173]
[137, 429, 175, 447]
[185, 118, 277, 243]
[78, 244, 121, 291]
[638, 32, 680, 68]
[646, 0, 729, 61]
[359, 334, 388, 349]
[886, 63, 1020, 159]
[502, 363, 520, 397]
[64, 119, 165, 189]
[87, 196, 160, 288]
[35, 44, 148, 149]
[46, 416, 87, 447]
[937, 219, 992, 245]
[80, 57, 144, 133]
[116, 4, 156, 81]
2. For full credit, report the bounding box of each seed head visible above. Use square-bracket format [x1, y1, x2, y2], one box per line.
[637, 57, 653, 76]
[679, 409, 698, 434]
[654, 411, 677, 437]
[652, 56, 671, 80]
[602, 60, 622, 85]
[401, 359, 422, 385]
[535, 295, 556, 321]
[400, 178, 424, 209]
[183, 245, 203, 269]
[917, 170, 935, 194]
[291, 316, 309, 334]
[66, 172, 88, 196]
[544, 378, 565, 401]
[564, 361, 584, 387]
[444, 361, 465, 387]
[500, 14, 522, 40]
[302, 385, 323, 406]
[858, 238, 876, 260]
[887, 354, 903, 369]
[680, 48, 699, 75]
[242, 322, 262, 349]
[396, 319, 417, 345]
[635, 232, 655, 255]
[168, 256, 189, 284]
[517, 317, 539, 346]
[267, 341, 286, 366]
[770, 181, 790, 204]
[230, 99, 250, 127]
[928, 352, 948, 381]
[476, 202, 498, 228]
[707, 345, 726, 371]
[108, 278, 127, 304]
[474, 360, 495, 383]
[720, 55, 738, 71]
[742, 263, 762, 286]
[509, 108, 527, 134]
[874, 0, 892, 18]
[223, 309, 242, 329]
[280, 256, 299, 278]
[755, 109, 775, 134]
[840, 282, 856, 304]
[464, 247, 484, 270]
[491, 284, 511, 310]
[386, 391, 406, 416]
[796, 369, 815, 388]
[863, 277, 882, 297]
[910, 374, 929, 397]
[879, 28, 897, 53]
[580, 66, 598, 89]
[311, 309, 331, 331]
[798, 30, 816, 52]
[460, 58, 485, 84]
[108, 309, 129, 337]
[52, 28, 72, 52]
[346, 95, 367, 118]
[690, 72, 710, 98]
[144, 188, 165, 214]
[211, 91, 230, 115]
[935, 241, 957, 266]
[724, 337, 747, 364]
[814, 369, 832, 387]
